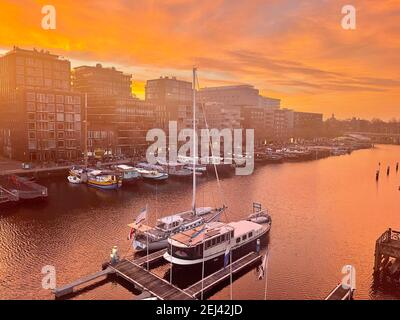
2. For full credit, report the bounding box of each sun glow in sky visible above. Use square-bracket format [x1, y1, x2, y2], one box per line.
[0, 0, 399, 119]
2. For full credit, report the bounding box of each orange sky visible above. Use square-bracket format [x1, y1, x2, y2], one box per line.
[0, 0, 399, 119]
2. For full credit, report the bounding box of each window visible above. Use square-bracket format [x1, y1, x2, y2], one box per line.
[57, 123, 64, 130]
[46, 94, 55, 103]
[56, 104, 64, 112]
[28, 113, 35, 121]
[36, 93, 46, 102]
[56, 95, 64, 103]
[236, 238, 240, 244]
[65, 114, 74, 122]
[28, 131, 36, 140]
[28, 123, 36, 130]
[26, 92, 35, 102]
[242, 235, 247, 241]
[249, 232, 253, 238]
[56, 113, 64, 122]
[58, 132, 64, 139]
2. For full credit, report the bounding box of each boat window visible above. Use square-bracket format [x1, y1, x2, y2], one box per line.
[249, 232, 253, 238]
[231, 231, 234, 238]
[211, 238, 216, 246]
[242, 235, 247, 241]
[236, 238, 240, 244]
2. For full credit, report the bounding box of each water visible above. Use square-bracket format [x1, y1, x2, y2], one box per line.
[1, 145, 399, 300]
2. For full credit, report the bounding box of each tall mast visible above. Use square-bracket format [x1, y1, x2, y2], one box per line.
[192, 67, 197, 213]
[84, 93, 88, 168]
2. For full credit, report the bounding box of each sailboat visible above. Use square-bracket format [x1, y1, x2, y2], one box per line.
[129, 68, 226, 252]
[163, 71, 271, 271]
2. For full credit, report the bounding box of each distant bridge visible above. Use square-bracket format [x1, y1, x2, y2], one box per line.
[345, 132, 400, 144]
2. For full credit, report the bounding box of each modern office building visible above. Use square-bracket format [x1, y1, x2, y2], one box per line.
[199, 85, 260, 107]
[72, 64, 132, 98]
[73, 64, 156, 157]
[259, 96, 281, 110]
[145, 76, 193, 128]
[0, 47, 83, 161]
[293, 111, 324, 138]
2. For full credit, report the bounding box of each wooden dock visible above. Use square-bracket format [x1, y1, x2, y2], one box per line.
[125, 249, 167, 267]
[374, 228, 400, 274]
[54, 267, 115, 298]
[325, 284, 354, 300]
[184, 252, 262, 298]
[0, 186, 19, 204]
[110, 260, 194, 300]
[54, 249, 263, 300]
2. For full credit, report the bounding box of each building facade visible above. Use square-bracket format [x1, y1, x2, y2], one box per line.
[0, 47, 82, 162]
[73, 64, 156, 158]
[293, 111, 323, 138]
[199, 85, 260, 107]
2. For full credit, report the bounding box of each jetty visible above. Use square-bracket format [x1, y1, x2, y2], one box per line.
[54, 249, 263, 300]
[0, 186, 19, 204]
[0, 175, 47, 201]
[325, 284, 355, 300]
[185, 252, 262, 298]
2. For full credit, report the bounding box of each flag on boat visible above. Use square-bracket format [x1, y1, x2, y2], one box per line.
[258, 250, 269, 280]
[127, 228, 135, 240]
[224, 245, 231, 268]
[136, 207, 147, 225]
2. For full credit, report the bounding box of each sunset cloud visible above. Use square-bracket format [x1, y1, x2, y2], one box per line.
[0, 0, 399, 119]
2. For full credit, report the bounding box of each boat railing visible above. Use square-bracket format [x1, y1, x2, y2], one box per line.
[377, 228, 400, 245]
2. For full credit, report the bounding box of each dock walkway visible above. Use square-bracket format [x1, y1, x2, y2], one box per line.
[110, 260, 194, 300]
[54, 249, 262, 300]
[185, 252, 262, 298]
[54, 267, 114, 298]
[125, 249, 167, 267]
[325, 284, 354, 300]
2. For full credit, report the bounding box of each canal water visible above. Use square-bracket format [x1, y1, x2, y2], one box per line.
[1, 144, 399, 300]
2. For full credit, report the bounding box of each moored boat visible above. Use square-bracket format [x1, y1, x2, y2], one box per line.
[67, 175, 82, 184]
[115, 165, 141, 184]
[87, 170, 122, 190]
[136, 168, 169, 181]
[130, 207, 225, 251]
[163, 217, 270, 270]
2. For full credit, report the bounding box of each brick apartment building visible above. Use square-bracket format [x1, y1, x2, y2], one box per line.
[0, 47, 83, 162]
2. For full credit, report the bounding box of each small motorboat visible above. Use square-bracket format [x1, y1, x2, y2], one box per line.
[67, 175, 82, 184]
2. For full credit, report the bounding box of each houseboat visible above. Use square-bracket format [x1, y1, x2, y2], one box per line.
[87, 170, 122, 190]
[115, 165, 141, 184]
[163, 217, 270, 270]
